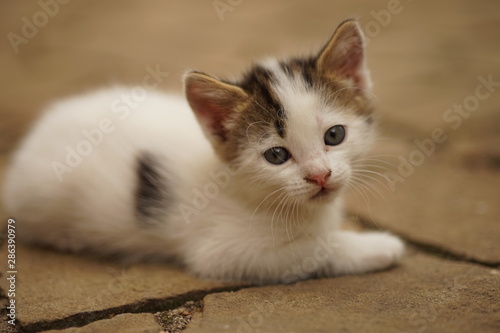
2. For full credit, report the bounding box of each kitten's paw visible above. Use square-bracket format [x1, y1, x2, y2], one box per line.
[360, 232, 405, 272]
[332, 231, 405, 275]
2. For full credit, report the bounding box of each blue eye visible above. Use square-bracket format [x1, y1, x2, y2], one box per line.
[263, 147, 290, 165]
[324, 125, 346, 146]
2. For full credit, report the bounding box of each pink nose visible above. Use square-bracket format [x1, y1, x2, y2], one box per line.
[304, 170, 332, 187]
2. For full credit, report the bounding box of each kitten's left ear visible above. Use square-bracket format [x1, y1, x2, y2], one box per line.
[184, 71, 248, 144]
[317, 19, 372, 90]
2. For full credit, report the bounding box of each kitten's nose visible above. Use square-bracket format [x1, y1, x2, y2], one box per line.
[304, 170, 332, 187]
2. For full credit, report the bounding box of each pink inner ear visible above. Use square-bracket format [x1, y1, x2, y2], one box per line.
[185, 79, 233, 142]
[319, 21, 371, 91]
[337, 37, 364, 86]
[197, 100, 229, 142]
[336, 34, 368, 90]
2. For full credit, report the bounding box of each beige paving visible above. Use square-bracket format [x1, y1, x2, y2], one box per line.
[0, 243, 240, 326]
[346, 136, 500, 265]
[0, 0, 499, 332]
[185, 252, 500, 333]
[44, 313, 161, 333]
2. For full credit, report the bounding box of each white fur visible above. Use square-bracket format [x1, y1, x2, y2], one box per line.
[3, 75, 404, 284]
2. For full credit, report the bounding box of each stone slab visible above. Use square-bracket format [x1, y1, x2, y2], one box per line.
[185, 252, 500, 333]
[346, 134, 500, 264]
[43, 313, 161, 333]
[0, 244, 237, 327]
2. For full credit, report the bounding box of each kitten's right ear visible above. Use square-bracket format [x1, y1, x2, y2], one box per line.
[184, 71, 248, 143]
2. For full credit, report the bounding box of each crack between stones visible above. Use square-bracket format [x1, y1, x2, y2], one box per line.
[352, 213, 500, 269]
[13, 213, 500, 332]
[22, 285, 252, 333]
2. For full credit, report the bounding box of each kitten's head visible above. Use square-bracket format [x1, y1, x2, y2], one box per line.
[185, 20, 375, 206]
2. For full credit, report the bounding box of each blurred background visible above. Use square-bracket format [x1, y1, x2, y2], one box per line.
[0, 1, 499, 262]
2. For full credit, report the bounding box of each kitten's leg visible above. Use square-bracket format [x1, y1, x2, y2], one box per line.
[183, 229, 403, 284]
[326, 230, 405, 276]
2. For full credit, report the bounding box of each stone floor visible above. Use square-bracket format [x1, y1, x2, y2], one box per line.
[0, 0, 499, 332]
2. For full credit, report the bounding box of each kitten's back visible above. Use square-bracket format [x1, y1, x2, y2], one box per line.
[2, 87, 212, 253]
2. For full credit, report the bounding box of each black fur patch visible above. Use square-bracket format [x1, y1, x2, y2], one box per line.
[300, 60, 315, 88]
[136, 153, 168, 225]
[238, 65, 287, 138]
[279, 57, 316, 88]
[274, 109, 286, 138]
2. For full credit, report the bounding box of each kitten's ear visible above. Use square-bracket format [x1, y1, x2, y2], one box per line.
[184, 71, 248, 143]
[317, 19, 372, 90]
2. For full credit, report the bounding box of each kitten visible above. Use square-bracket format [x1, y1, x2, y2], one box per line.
[2, 19, 404, 284]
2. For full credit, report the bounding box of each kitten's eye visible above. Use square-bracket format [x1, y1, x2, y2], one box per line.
[324, 125, 346, 146]
[263, 147, 290, 165]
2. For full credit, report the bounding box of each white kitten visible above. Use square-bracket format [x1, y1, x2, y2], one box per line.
[3, 20, 404, 284]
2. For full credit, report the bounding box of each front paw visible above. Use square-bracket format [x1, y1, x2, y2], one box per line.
[362, 232, 405, 271]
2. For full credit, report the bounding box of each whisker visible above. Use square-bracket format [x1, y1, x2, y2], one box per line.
[245, 120, 267, 141]
[269, 190, 290, 252]
[253, 99, 278, 121]
[352, 163, 397, 172]
[347, 177, 386, 230]
[251, 187, 285, 223]
[352, 155, 400, 163]
[351, 170, 393, 192]
[351, 176, 387, 202]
